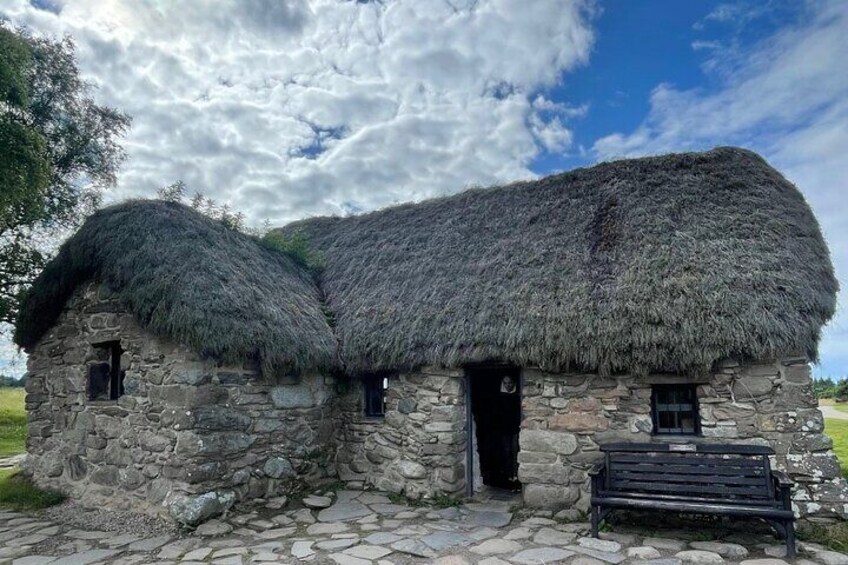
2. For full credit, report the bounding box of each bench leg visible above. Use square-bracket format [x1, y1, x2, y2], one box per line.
[591, 506, 600, 538]
[785, 520, 796, 559]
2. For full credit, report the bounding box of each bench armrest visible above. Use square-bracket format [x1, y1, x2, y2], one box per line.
[772, 471, 793, 488]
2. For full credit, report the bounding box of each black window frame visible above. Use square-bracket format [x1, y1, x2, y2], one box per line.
[363, 374, 388, 418]
[88, 341, 125, 402]
[650, 383, 700, 436]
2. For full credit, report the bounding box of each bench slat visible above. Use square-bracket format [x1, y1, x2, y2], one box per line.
[597, 489, 780, 506]
[609, 479, 771, 498]
[610, 471, 769, 486]
[610, 454, 764, 467]
[610, 462, 767, 476]
[592, 496, 792, 518]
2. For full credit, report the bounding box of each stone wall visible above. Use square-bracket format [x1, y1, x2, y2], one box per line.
[335, 368, 467, 499]
[24, 282, 335, 524]
[520, 358, 848, 520]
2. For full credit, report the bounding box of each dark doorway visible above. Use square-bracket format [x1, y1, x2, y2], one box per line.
[468, 364, 521, 491]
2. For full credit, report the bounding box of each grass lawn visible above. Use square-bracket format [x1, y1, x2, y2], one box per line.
[0, 468, 65, 510]
[0, 388, 26, 457]
[825, 418, 848, 478]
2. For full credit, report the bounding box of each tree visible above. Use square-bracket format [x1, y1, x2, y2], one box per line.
[0, 23, 130, 327]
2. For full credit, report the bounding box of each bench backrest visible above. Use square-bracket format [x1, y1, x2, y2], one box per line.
[600, 443, 776, 504]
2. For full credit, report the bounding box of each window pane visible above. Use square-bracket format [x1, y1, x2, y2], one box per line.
[653, 384, 698, 435]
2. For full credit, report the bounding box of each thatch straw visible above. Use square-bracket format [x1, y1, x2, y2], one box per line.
[16, 147, 837, 377]
[282, 147, 837, 375]
[14, 200, 337, 375]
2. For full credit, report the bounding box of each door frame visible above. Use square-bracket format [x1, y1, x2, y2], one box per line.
[464, 363, 523, 496]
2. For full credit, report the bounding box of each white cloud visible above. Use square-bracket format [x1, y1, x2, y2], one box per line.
[593, 1, 848, 376]
[2, 0, 595, 221]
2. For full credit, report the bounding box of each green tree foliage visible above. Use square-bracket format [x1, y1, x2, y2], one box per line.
[815, 377, 837, 399]
[0, 23, 130, 327]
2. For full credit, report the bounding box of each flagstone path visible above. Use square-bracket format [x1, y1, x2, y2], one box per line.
[1, 488, 847, 565]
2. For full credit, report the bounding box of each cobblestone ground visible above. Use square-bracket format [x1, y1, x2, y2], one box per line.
[1, 489, 848, 565]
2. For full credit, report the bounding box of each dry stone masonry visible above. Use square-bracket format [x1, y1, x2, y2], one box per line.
[520, 360, 848, 519]
[24, 283, 335, 524]
[22, 282, 848, 524]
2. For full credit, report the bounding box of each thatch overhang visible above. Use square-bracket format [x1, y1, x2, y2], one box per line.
[15, 147, 837, 377]
[283, 147, 837, 375]
[14, 200, 337, 375]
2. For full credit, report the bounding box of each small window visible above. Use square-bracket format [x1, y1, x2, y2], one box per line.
[651, 384, 699, 435]
[363, 375, 388, 417]
[88, 341, 125, 401]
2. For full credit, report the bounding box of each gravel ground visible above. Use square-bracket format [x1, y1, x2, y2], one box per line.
[42, 499, 180, 536]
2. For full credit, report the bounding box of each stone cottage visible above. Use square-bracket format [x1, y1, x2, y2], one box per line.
[14, 147, 847, 525]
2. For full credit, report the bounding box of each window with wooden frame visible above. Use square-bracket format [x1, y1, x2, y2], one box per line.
[363, 375, 388, 417]
[88, 341, 125, 401]
[651, 384, 699, 435]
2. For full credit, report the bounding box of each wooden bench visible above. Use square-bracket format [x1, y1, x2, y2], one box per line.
[590, 443, 796, 557]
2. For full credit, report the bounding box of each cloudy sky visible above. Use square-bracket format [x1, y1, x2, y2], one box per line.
[1, 0, 846, 378]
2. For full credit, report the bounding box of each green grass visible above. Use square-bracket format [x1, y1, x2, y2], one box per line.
[0, 388, 26, 457]
[824, 418, 848, 478]
[0, 468, 65, 510]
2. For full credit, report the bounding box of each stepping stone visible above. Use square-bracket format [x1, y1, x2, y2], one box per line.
[102, 533, 143, 548]
[569, 545, 626, 564]
[358, 493, 392, 504]
[292, 541, 315, 560]
[466, 510, 512, 528]
[307, 522, 349, 535]
[390, 538, 437, 558]
[470, 527, 500, 540]
[629, 547, 662, 559]
[434, 556, 473, 565]
[739, 560, 790, 565]
[318, 502, 372, 522]
[329, 554, 370, 565]
[12, 557, 57, 565]
[248, 519, 276, 530]
[364, 532, 404, 545]
[471, 539, 524, 555]
[421, 531, 472, 551]
[572, 558, 607, 565]
[214, 557, 244, 565]
[579, 537, 622, 553]
[253, 551, 282, 562]
[370, 503, 412, 515]
[335, 490, 362, 503]
[631, 560, 683, 565]
[644, 538, 687, 552]
[479, 558, 512, 565]
[196, 519, 233, 536]
[600, 532, 638, 546]
[689, 542, 748, 559]
[509, 547, 575, 564]
[505, 527, 533, 540]
[129, 535, 172, 552]
[343, 544, 394, 559]
[212, 547, 248, 558]
[808, 551, 848, 565]
[50, 550, 120, 565]
[521, 517, 557, 526]
[271, 514, 294, 526]
[64, 530, 110, 540]
[35, 526, 60, 536]
[266, 495, 288, 509]
[675, 550, 725, 564]
[396, 510, 419, 519]
[534, 528, 577, 546]
[304, 495, 332, 509]
[436, 507, 463, 520]
[157, 538, 201, 559]
[254, 526, 297, 539]
[316, 539, 360, 551]
[7, 534, 48, 546]
[183, 547, 213, 561]
[763, 546, 787, 558]
[293, 509, 316, 523]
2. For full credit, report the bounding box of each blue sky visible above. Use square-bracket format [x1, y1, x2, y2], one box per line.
[1, 0, 846, 379]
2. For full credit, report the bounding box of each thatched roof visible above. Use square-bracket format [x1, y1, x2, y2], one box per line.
[283, 147, 837, 375]
[14, 200, 337, 375]
[15, 147, 837, 376]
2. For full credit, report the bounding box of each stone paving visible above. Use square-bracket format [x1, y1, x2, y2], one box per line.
[2, 488, 848, 565]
